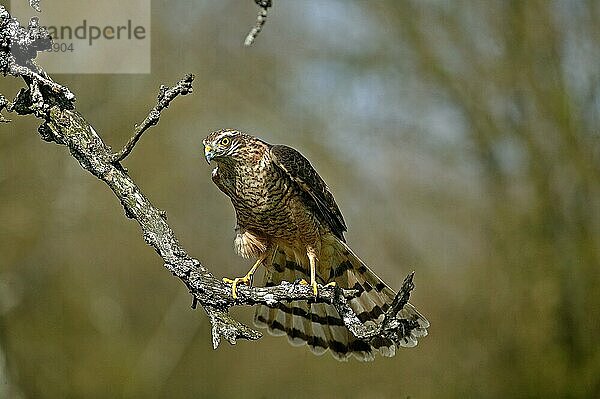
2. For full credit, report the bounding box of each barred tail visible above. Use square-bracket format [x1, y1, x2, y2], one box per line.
[254, 236, 429, 361]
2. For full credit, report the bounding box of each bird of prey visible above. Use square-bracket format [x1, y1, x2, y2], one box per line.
[203, 129, 429, 361]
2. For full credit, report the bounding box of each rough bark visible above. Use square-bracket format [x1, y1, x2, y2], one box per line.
[244, 0, 272, 46]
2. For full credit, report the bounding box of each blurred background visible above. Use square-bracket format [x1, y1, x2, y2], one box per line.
[1, 1, 599, 398]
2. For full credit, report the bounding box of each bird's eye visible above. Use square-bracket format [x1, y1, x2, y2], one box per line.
[220, 137, 231, 146]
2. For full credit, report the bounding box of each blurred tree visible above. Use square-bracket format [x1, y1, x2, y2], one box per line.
[371, 1, 600, 397]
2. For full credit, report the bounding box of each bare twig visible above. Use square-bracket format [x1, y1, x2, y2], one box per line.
[110, 74, 194, 163]
[244, 0, 272, 46]
[8, 62, 75, 102]
[0, 5, 423, 351]
[29, 0, 41, 12]
[0, 95, 10, 122]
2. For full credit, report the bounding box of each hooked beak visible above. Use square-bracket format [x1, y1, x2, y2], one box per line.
[204, 144, 214, 164]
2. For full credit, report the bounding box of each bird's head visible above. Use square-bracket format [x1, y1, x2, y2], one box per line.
[203, 129, 248, 164]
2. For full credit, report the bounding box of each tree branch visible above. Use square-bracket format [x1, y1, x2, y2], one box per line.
[0, 94, 10, 122]
[1, 6, 422, 351]
[29, 0, 41, 12]
[244, 0, 272, 46]
[109, 75, 194, 163]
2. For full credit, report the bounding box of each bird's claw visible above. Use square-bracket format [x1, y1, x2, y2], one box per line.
[298, 279, 319, 297]
[223, 275, 253, 299]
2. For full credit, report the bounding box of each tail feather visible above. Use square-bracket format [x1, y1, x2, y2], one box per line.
[254, 236, 429, 361]
[335, 239, 429, 348]
[282, 265, 303, 346]
[305, 303, 327, 356]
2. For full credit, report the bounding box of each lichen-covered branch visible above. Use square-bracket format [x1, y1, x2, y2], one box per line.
[110, 75, 194, 163]
[244, 0, 272, 46]
[0, 5, 421, 351]
[29, 0, 41, 12]
[0, 94, 9, 122]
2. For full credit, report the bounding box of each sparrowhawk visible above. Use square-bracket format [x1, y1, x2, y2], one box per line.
[203, 128, 429, 361]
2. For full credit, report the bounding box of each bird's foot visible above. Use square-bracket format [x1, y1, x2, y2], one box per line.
[298, 279, 319, 296]
[223, 273, 254, 299]
[223, 255, 267, 299]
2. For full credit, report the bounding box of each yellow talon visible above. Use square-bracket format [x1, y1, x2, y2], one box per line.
[299, 280, 335, 296]
[224, 254, 268, 299]
[223, 275, 252, 299]
[298, 279, 318, 296]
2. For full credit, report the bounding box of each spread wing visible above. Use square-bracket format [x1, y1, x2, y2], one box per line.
[269, 144, 347, 241]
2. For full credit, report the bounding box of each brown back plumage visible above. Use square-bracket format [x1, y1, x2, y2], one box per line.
[269, 145, 347, 241]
